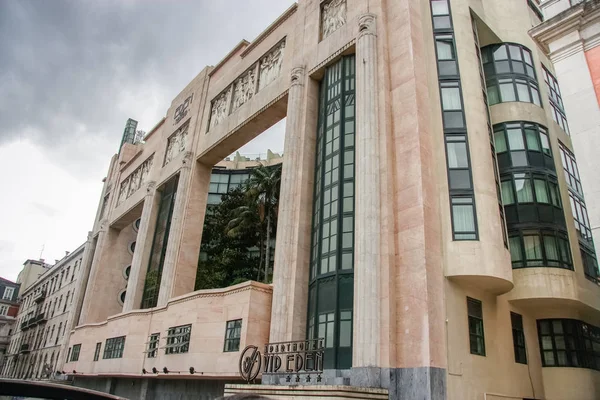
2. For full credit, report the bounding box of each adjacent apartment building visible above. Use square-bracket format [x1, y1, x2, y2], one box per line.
[531, 0, 600, 283]
[0, 277, 20, 374]
[61, 0, 599, 399]
[2, 244, 86, 380]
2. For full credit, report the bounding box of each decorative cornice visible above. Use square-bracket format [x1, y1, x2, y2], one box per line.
[209, 40, 251, 78]
[240, 4, 298, 58]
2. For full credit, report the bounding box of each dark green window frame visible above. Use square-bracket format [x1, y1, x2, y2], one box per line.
[70, 344, 81, 362]
[559, 142, 584, 197]
[508, 230, 572, 270]
[93, 342, 101, 362]
[482, 43, 541, 107]
[147, 333, 159, 358]
[307, 55, 355, 370]
[165, 324, 191, 355]
[500, 173, 561, 208]
[542, 66, 569, 134]
[494, 122, 552, 168]
[103, 336, 125, 359]
[223, 319, 242, 352]
[467, 297, 485, 356]
[207, 170, 251, 205]
[538, 319, 600, 370]
[511, 312, 527, 364]
[581, 246, 600, 283]
[141, 175, 179, 309]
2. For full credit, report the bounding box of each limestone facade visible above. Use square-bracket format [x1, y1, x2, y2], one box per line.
[62, 1, 600, 399]
[2, 244, 86, 380]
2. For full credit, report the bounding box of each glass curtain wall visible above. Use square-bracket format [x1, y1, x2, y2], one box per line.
[307, 55, 355, 370]
[141, 175, 179, 309]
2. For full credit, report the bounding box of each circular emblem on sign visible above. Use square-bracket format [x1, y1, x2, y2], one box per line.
[239, 345, 262, 382]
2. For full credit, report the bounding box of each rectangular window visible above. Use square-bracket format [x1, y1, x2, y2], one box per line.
[511, 312, 527, 364]
[66, 347, 71, 362]
[0, 305, 8, 316]
[440, 82, 465, 129]
[3, 287, 14, 300]
[103, 336, 126, 359]
[93, 342, 101, 361]
[71, 344, 81, 362]
[451, 196, 477, 240]
[224, 319, 242, 352]
[147, 333, 160, 358]
[467, 297, 485, 356]
[166, 324, 191, 355]
[543, 66, 569, 134]
[559, 142, 583, 196]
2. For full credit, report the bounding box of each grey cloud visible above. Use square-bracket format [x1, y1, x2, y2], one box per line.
[0, 0, 294, 178]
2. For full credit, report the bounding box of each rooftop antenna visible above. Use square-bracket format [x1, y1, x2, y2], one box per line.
[39, 243, 45, 260]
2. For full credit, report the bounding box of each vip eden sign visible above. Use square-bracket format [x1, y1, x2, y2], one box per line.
[239, 338, 325, 383]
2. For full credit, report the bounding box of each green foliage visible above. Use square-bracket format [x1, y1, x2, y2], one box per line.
[195, 164, 282, 290]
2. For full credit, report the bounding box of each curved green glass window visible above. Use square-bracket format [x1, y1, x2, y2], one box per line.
[307, 55, 355, 370]
[509, 230, 572, 269]
[482, 43, 541, 106]
[494, 122, 554, 171]
[537, 319, 600, 370]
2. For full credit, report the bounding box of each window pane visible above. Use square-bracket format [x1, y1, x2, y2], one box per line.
[515, 178, 533, 202]
[488, 85, 500, 105]
[507, 129, 525, 150]
[446, 141, 469, 168]
[499, 82, 516, 102]
[441, 87, 462, 110]
[539, 132, 549, 154]
[544, 236, 559, 261]
[524, 236, 542, 261]
[509, 45, 522, 61]
[516, 82, 531, 102]
[525, 129, 541, 151]
[431, 0, 449, 16]
[452, 203, 475, 234]
[501, 181, 515, 205]
[493, 46, 508, 60]
[534, 179, 549, 203]
[433, 16, 451, 29]
[494, 130, 507, 152]
[436, 38, 454, 60]
[509, 237, 523, 263]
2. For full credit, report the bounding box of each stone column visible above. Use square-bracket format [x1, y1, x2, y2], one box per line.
[157, 152, 193, 306]
[123, 181, 158, 312]
[269, 66, 315, 343]
[352, 13, 381, 385]
[78, 226, 108, 325]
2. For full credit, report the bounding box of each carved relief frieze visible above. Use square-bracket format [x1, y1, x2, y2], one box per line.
[164, 122, 189, 166]
[173, 93, 193, 125]
[207, 38, 286, 131]
[322, 0, 347, 39]
[232, 68, 256, 111]
[117, 155, 154, 205]
[258, 41, 285, 91]
[209, 87, 232, 130]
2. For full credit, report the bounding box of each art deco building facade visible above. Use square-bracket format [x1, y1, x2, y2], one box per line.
[63, 1, 599, 399]
[0, 277, 20, 374]
[2, 245, 86, 380]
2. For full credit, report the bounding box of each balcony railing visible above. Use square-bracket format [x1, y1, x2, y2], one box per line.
[33, 290, 46, 303]
[20, 343, 30, 353]
[35, 312, 47, 324]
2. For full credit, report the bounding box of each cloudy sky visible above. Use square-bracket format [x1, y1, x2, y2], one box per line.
[0, 0, 293, 282]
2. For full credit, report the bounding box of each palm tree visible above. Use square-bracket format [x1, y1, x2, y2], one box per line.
[244, 164, 282, 283]
[225, 203, 263, 281]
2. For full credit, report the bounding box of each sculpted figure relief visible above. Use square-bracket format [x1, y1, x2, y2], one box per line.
[164, 124, 189, 165]
[322, 0, 347, 39]
[258, 41, 285, 91]
[117, 155, 154, 205]
[209, 89, 231, 130]
[232, 69, 256, 110]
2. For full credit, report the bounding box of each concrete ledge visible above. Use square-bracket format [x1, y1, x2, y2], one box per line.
[224, 384, 388, 399]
